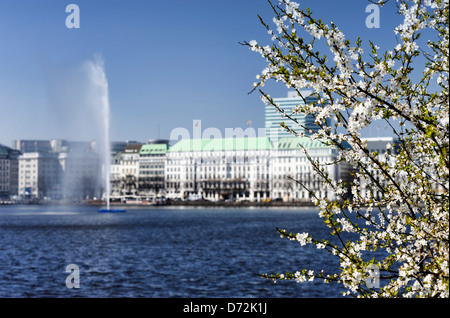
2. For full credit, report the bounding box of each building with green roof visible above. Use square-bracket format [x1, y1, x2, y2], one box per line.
[109, 140, 171, 201]
[140, 143, 169, 155]
[270, 137, 351, 202]
[166, 137, 272, 201]
[163, 135, 351, 202]
[276, 136, 332, 150]
[168, 137, 272, 153]
[139, 142, 169, 199]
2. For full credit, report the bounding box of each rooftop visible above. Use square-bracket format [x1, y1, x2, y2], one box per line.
[0, 144, 21, 157]
[276, 137, 331, 150]
[140, 143, 168, 155]
[168, 137, 272, 152]
[124, 144, 143, 153]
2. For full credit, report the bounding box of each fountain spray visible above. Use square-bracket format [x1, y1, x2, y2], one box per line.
[86, 56, 124, 213]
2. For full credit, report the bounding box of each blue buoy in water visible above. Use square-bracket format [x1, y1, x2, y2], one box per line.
[98, 209, 126, 213]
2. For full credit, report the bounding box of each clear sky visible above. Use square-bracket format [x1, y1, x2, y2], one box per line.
[0, 0, 406, 146]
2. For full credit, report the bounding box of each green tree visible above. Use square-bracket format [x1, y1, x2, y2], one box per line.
[243, 0, 448, 297]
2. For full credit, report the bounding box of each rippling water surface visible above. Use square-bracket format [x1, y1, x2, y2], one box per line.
[0, 205, 344, 298]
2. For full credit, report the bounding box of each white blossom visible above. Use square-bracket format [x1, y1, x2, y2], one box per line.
[248, 0, 449, 298]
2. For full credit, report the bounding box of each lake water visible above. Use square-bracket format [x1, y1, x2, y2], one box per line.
[0, 205, 345, 298]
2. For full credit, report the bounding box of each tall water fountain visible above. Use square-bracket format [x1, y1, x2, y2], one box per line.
[87, 57, 124, 213]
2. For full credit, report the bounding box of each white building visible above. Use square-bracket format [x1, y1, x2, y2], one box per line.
[16, 139, 101, 201]
[271, 137, 352, 202]
[110, 152, 122, 199]
[116, 143, 142, 198]
[165, 137, 272, 202]
[164, 136, 352, 202]
[358, 137, 398, 201]
[139, 141, 168, 199]
[18, 152, 61, 200]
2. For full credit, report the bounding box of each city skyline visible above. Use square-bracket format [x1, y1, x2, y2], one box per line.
[1, 1, 405, 147]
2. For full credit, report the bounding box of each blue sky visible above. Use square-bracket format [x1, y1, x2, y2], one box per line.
[0, 0, 405, 146]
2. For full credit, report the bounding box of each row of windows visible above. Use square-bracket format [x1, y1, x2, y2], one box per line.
[141, 165, 164, 169]
[140, 154, 165, 158]
[273, 165, 315, 172]
[166, 165, 268, 172]
[164, 156, 329, 166]
[167, 173, 257, 180]
[140, 171, 164, 175]
[167, 151, 270, 159]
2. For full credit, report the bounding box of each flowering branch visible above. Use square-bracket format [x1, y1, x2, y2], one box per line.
[245, 0, 449, 297]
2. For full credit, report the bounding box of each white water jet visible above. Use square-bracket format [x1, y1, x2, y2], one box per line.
[85, 57, 111, 210]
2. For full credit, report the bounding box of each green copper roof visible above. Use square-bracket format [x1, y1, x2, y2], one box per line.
[276, 137, 353, 150]
[169, 137, 272, 152]
[140, 144, 168, 155]
[276, 137, 330, 150]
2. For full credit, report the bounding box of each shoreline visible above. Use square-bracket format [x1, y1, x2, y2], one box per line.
[91, 199, 316, 208]
[1, 200, 316, 208]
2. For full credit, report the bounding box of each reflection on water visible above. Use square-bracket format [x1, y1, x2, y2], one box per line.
[0, 205, 344, 297]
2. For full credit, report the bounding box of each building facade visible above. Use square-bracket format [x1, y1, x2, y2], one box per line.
[0, 144, 21, 199]
[110, 152, 122, 200]
[166, 137, 268, 202]
[116, 143, 143, 199]
[18, 152, 61, 200]
[358, 137, 399, 201]
[139, 141, 168, 199]
[9, 93, 406, 204]
[270, 137, 352, 202]
[16, 139, 100, 201]
[101, 134, 355, 203]
[164, 136, 352, 202]
[265, 91, 320, 142]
